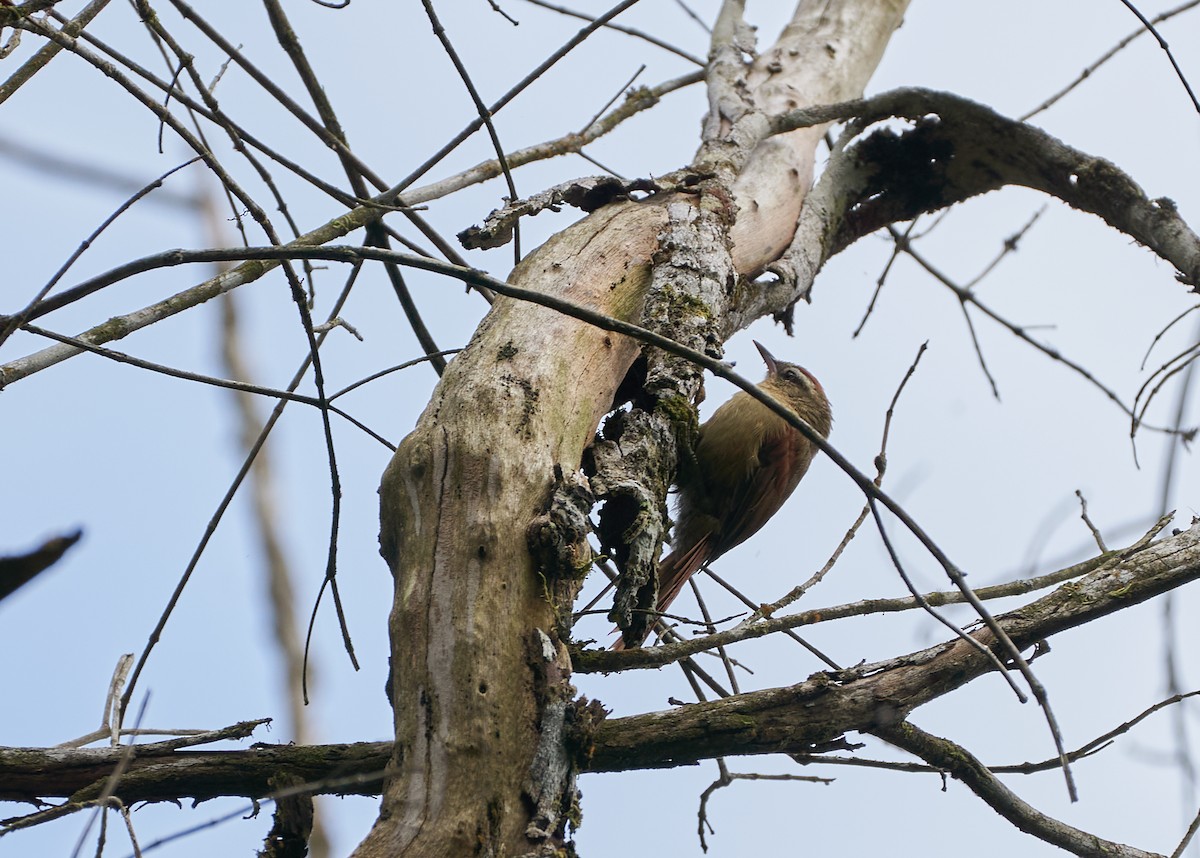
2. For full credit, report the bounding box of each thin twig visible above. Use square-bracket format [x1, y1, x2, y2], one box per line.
[579, 64, 646, 134]
[689, 578, 742, 693]
[18, 323, 394, 449]
[672, 0, 711, 33]
[868, 499, 1028, 702]
[701, 568, 841, 670]
[131, 7, 362, 693]
[524, 0, 705, 65]
[374, 244, 448, 375]
[1155, 313, 1200, 819]
[0, 0, 110, 105]
[593, 556, 731, 697]
[117, 262, 372, 720]
[696, 766, 831, 852]
[1021, 0, 1200, 120]
[68, 695, 149, 858]
[0, 152, 199, 348]
[328, 350, 462, 401]
[422, 0, 523, 262]
[875, 490, 1081, 802]
[962, 206, 1047, 290]
[387, 0, 644, 198]
[854, 218, 917, 338]
[1133, 340, 1200, 437]
[261, 0, 459, 367]
[1141, 304, 1200, 371]
[750, 341, 929, 619]
[1074, 490, 1109, 553]
[890, 210, 1049, 403]
[1171, 805, 1200, 858]
[218, 279, 313, 761]
[877, 721, 1154, 858]
[1116, 0, 1200, 115]
[584, 517, 1170, 672]
[896, 233, 1184, 437]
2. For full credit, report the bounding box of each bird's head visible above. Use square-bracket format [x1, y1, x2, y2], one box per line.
[753, 340, 832, 437]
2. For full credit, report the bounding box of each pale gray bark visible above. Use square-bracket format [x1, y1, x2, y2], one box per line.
[359, 3, 911, 854]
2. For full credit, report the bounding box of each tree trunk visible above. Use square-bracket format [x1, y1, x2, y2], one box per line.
[355, 3, 908, 855]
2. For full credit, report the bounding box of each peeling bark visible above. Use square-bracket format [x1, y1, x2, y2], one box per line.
[360, 3, 912, 854]
[363, 203, 662, 857]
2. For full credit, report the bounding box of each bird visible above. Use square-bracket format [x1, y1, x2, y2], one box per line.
[615, 340, 832, 649]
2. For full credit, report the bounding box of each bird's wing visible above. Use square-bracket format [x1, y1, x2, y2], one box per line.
[712, 428, 806, 559]
[617, 432, 802, 649]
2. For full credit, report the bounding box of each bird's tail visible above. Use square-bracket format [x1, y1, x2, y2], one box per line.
[611, 536, 712, 650]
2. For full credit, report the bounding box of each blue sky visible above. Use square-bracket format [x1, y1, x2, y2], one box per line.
[3, 2, 1200, 856]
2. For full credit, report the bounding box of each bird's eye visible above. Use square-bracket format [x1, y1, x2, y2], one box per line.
[783, 368, 803, 384]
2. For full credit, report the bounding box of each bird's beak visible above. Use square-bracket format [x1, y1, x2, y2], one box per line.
[753, 340, 778, 374]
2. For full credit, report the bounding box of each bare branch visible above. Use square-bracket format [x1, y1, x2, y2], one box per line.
[1021, 0, 1200, 121]
[585, 523, 1200, 771]
[740, 87, 1200, 328]
[523, 0, 705, 66]
[876, 721, 1160, 858]
[0, 0, 109, 104]
[1114, 0, 1200, 115]
[1075, 489, 1110, 553]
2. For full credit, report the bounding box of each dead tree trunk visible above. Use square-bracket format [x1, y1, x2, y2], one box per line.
[357, 3, 909, 854]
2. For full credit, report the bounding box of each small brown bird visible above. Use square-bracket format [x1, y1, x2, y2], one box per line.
[618, 341, 832, 649]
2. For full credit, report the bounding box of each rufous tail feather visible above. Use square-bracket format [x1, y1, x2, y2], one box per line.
[610, 535, 713, 650]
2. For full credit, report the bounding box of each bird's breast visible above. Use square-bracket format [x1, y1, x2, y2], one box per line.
[696, 393, 801, 483]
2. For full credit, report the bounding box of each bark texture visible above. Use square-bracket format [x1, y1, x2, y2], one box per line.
[588, 522, 1200, 770]
[359, 3, 909, 855]
[10, 521, 1198, 809]
[364, 204, 661, 857]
